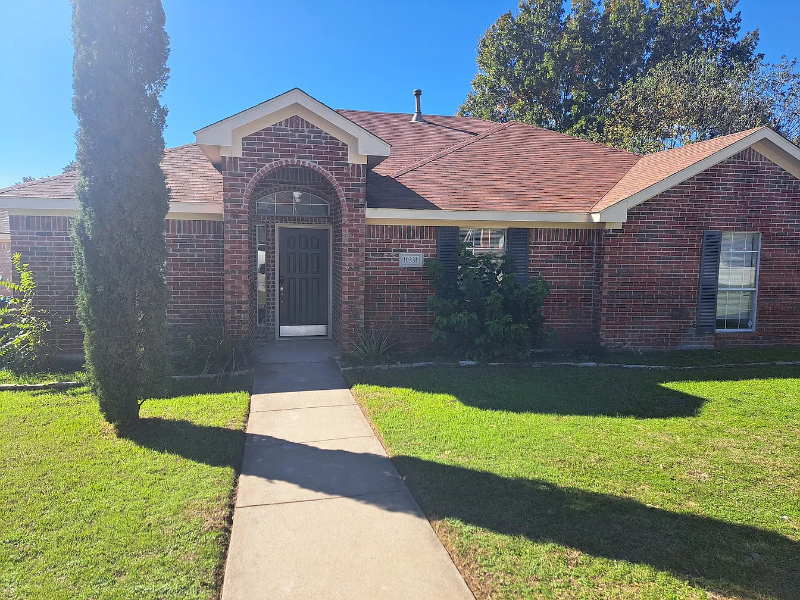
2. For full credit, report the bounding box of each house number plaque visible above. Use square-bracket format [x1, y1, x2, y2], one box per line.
[398, 252, 424, 268]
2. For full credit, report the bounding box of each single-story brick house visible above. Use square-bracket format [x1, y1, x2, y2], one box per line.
[1, 88, 799, 353]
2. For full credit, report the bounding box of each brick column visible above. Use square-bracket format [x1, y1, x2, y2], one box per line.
[222, 156, 253, 335]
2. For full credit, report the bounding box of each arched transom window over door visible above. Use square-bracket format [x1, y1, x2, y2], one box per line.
[256, 191, 330, 217]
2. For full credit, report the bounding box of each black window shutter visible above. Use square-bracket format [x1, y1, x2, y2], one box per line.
[437, 226, 459, 283]
[507, 228, 530, 284]
[696, 231, 722, 334]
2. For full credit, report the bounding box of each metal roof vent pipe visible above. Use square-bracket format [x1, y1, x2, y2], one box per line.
[411, 89, 426, 123]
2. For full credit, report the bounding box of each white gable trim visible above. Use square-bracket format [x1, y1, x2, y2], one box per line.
[194, 88, 391, 165]
[598, 128, 800, 223]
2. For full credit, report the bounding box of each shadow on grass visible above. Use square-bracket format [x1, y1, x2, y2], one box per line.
[394, 455, 800, 600]
[120, 420, 800, 599]
[118, 418, 246, 468]
[351, 365, 800, 418]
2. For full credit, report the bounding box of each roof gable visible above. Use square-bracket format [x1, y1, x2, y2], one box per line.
[595, 127, 800, 221]
[195, 88, 391, 166]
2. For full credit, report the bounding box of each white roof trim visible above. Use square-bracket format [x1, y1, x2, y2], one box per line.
[0, 197, 223, 221]
[194, 88, 391, 165]
[366, 207, 616, 228]
[598, 128, 800, 222]
[0, 197, 78, 212]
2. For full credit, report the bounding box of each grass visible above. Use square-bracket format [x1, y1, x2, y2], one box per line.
[339, 346, 800, 368]
[0, 378, 251, 600]
[598, 346, 800, 367]
[348, 364, 800, 599]
[0, 368, 87, 385]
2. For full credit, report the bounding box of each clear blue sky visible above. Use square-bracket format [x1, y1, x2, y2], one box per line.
[1, 0, 798, 188]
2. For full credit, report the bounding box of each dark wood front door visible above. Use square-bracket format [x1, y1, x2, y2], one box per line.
[278, 228, 329, 336]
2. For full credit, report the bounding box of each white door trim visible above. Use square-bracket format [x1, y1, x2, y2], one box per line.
[273, 223, 333, 341]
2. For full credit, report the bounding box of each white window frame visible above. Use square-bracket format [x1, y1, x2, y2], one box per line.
[459, 228, 507, 259]
[255, 191, 331, 217]
[715, 232, 762, 333]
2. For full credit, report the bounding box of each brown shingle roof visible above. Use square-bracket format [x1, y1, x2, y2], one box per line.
[361, 119, 640, 212]
[161, 143, 222, 202]
[337, 110, 497, 175]
[0, 112, 773, 216]
[593, 128, 764, 212]
[0, 171, 79, 199]
[0, 143, 222, 203]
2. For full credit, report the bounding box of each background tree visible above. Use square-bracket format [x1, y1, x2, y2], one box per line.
[459, 0, 799, 150]
[596, 52, 800, 152]
[71, 0, 171, 426]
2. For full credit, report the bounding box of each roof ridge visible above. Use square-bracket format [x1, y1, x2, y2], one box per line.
[164, 142, 198, 152]
[337, 108, 493, 123]
[393, 121, 514, 178]
[509, 121, 641, 158]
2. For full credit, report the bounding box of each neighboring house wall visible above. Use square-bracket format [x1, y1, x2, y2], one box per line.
[601, 148, 800, 349]
[364, 225, 437, 348]
[528, 228, 603, 348]
[166, 219, 224, 328]
[0, 241, 12, 283]
[221, 115, 367, 345]
[0, 211, 11, 281]
[9, 216, 82, 353]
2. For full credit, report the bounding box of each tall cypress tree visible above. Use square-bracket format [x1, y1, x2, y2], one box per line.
[71, 0, 170, 425]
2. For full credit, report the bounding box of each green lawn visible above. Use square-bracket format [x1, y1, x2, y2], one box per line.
[0, 379, 250, 600]
[349, 365, 800, 600]
[0, 368, 87, 385]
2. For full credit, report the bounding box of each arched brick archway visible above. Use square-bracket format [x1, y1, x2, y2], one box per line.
[244, 159, 347, 205]
[220, 115, 367, 345]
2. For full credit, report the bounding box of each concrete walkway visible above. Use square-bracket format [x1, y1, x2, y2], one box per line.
[221, 340, 474, 600]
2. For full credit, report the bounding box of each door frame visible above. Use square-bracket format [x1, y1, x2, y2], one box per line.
[273, 223, 333, 341]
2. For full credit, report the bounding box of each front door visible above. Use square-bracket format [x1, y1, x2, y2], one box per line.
[278, 228, 329, 337]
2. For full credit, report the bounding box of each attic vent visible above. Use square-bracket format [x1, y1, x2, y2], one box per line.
[411, 89, 426, 123]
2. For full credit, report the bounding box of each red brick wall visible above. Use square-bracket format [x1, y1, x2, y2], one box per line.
[9, 216, 228, 354]
[360, 226, 605, 349]
[601, 148, 800, 349]
[528, 228, 603, 348]
[222, 115, 366, 345]
[364, 225, 437, 348]
[362, 226, 605, 350]
[166, 219, 224, 327]
[9, 216, 82, 353]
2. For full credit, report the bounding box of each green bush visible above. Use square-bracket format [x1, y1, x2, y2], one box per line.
[0, 254, 51, 371]
[427, 245, 549, 361]
[343, 324, 396, 364]
[179, 319, 265, 376]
